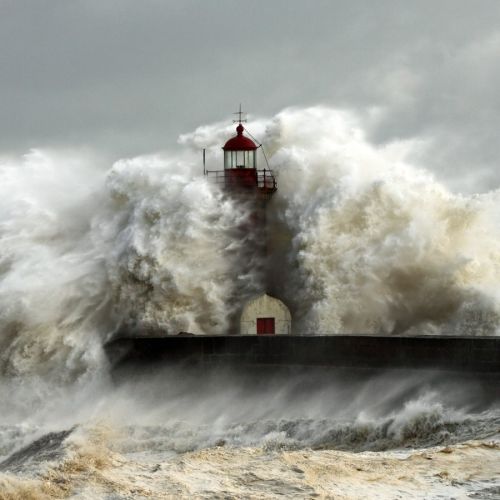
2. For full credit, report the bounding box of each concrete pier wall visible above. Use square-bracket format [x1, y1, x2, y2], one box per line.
[106, 334, 500, 374]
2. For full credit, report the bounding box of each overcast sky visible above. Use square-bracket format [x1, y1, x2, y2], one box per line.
[1, 1, 500, 192]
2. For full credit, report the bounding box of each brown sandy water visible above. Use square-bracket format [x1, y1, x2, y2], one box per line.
[1, 368, 499, 499]
[0, 427, 499, 499]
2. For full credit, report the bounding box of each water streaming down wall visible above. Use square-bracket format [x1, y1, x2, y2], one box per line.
[0, 107, 500, 384]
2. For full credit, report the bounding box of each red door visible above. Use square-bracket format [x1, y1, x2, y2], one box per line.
[257, 318, 275, 335]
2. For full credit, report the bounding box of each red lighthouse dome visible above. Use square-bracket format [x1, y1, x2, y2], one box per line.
[223, 124, 257, 151]
[223, 123, 258, 170]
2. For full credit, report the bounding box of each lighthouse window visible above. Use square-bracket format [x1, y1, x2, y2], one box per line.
[248, 150, 256, 168]
[224, 151, 231, 168]
[224, 150, 256, 168]
[236, 151, 244, 167]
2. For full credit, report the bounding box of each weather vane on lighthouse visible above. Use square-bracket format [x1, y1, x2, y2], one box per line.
[233, 104, 247, 124]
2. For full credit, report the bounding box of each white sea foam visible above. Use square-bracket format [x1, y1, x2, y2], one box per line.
[0, 108, 499, 500]
[264, 108, 500, 334]
[182, 107, 500, 335]
[0, 371, 498, 498]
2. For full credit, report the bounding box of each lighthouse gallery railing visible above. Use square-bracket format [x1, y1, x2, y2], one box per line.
[205, 169, 277, 192]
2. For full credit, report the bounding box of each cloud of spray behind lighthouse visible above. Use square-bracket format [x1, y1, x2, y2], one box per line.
[184, 106, 500, 336]
[1, 107, 500, 383]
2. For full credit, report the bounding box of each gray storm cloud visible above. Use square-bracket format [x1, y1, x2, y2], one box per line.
[1, 1, 500, 193]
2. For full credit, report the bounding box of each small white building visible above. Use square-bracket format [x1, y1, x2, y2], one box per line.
[240, 293, 291, 335]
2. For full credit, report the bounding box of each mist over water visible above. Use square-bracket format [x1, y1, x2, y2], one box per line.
[0, 107, 499, 498]
[0, 366, 499, 498]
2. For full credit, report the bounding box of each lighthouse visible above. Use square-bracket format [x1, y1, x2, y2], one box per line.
[205, 108, 291, 335]
[205, 107, 277, 198]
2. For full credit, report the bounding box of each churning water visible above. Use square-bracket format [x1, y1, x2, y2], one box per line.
[0, 107, 499, 498]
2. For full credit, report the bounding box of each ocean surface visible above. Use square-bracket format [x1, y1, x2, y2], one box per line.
[0, 107, 499, 498]
[0, 367, 499, 499]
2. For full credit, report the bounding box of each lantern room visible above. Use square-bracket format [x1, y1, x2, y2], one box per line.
[223, 123, 257, 169]
[204, 108, 277, 196]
